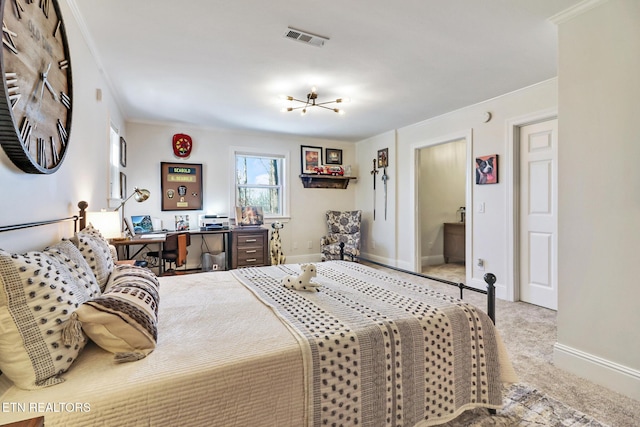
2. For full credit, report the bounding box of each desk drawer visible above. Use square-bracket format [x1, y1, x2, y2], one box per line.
[236, 249, 265, 265]
[235, 234, 265, 247]
[231, 227, 269, 269]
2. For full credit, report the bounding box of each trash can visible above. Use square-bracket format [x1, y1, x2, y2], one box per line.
[213, 252, 226, 271]
[201, 253, 214, 272]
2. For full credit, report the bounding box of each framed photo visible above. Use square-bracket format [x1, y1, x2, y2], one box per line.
[119, 137, 127, 167]
[377, 148, 389, 168]
[161, 162, 203, 211]
[119, 172, 126, 200]
[235, 206, 264, 226]
[325, 148, 343, 165]
[475, 154, 498, 185]
[301, 145, 323, 174]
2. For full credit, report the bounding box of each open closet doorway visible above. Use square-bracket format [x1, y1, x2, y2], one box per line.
[417, 138, 469, 283]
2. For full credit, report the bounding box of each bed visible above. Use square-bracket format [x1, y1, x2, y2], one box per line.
[0, 209, 515, 426]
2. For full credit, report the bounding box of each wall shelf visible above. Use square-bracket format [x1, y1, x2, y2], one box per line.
[299, 174, 357, 189]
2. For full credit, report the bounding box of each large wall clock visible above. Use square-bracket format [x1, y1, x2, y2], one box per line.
[0, 0, 73, 174]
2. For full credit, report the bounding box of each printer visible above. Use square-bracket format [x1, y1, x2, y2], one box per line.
[199, 214, 229, 230]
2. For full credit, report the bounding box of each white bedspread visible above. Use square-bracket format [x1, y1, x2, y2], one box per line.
[0, 271, 305, 426]
[0, 264, 514, 426]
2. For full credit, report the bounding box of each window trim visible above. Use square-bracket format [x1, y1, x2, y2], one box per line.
[230, 146, 290, 222]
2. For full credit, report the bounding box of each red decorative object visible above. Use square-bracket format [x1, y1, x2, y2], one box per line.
[172, 134, 193, 158]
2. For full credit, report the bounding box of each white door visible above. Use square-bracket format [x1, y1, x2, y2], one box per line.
[519, 119, 558, 309]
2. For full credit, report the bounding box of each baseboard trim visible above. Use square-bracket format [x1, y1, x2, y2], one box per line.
[421, 255, 445, 267]
[554, 342, 640, 400]
[469, 277, 507, 301]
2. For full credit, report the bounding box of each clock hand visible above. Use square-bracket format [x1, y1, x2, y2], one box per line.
[43, 79, 58, 101]
[40, 63, 58, 101]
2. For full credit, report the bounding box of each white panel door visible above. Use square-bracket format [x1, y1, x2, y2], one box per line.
[519, 119, 558, 309]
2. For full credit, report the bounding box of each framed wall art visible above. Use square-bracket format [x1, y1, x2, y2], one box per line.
[377, 148, 388, 168]
[301, 145, 323, 174]
[325, 148, 343, 165]
[120, 137, 127, 167]
[160, 162, 203, 211]
[119, 172, 126, 200]
[475, 154, 498, 185]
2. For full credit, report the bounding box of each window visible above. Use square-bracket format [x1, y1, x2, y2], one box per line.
[234, 150, 288, 218]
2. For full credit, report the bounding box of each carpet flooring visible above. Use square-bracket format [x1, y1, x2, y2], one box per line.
[441, 383, 609, 426]
[364, 261, 640, 426]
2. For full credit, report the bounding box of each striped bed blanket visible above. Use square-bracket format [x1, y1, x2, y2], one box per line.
[232, 261, 512, 427]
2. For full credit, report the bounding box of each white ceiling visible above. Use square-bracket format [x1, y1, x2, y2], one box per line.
[69, 0, 582, 142]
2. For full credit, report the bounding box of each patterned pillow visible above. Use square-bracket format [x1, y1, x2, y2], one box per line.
[75, 264, 159, 362]
[0, 249, 89, 389]
[71, 223, 114, 291]
[45, 239, 101, 300]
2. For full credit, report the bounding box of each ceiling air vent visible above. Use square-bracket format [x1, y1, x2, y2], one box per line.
[283, 27, 329, 47]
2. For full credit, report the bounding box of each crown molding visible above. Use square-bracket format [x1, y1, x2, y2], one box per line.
[549, 0, 610, 25]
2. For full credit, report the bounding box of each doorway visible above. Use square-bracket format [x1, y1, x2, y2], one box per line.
[416, 136, 470, 283]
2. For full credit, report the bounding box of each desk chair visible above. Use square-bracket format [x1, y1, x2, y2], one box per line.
[147, 232, 191, 273]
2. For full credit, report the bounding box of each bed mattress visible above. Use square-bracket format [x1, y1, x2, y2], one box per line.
[0, 262, 514, 426]
[0, 271, 305, 426]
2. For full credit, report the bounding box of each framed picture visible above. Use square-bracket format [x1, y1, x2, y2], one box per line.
[161, 162, 203, 211]
[377, 148, 388, 168]
[301, 145, 323, 174]
[325, 148, 343, 165]
[119, 172, 126, 200]
[475, 154, 498, 185]
[235, 206, 264, 226]
[119, 137, 127, 167]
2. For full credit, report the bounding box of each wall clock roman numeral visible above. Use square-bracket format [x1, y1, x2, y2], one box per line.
[5, 72, 21, 108]
[11, 0, 25, 20]
[58, 58, 68, 70]
[50, 136, 58, 164]
[2, 21, 18, 54]
[53, 19, 61, 37]
[39, 0, 50, 18]
[37, 137, 46, 167]
[60, 92, 70, 109]
[20, 117, 32, 144]
[56, 119, 67, 147]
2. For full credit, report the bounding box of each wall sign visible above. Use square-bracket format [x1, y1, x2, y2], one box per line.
[172, 133, 193, 158]
[161, 162, 203, 211]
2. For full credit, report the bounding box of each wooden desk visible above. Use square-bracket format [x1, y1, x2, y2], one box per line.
[111, 235, 166, 274]
[110, 229, 232, 276]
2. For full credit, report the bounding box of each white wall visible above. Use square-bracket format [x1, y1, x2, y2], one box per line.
[358, 79, 558, 296]
[356, 131, 397, 264]
[122, 121, 357, 267]
[0, 0, 125, 253]
[554, 0, 640, 399]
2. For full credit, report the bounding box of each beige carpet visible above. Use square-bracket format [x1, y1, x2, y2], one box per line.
[364, 261, 640, 426]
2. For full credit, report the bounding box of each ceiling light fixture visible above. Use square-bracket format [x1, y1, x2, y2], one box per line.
[280, 87, 348, 115]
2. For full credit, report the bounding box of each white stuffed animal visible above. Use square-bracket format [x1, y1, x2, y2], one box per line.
[282, 264, 321, 292]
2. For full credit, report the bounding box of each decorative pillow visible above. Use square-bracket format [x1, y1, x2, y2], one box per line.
[45, 239, 101, 300]
[75, 264, 159, 362]
[71, 223, 114, 291]
[0, 249, 89, 389]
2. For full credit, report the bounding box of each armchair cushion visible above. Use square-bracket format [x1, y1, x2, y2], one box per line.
[321, 210, 361, 261]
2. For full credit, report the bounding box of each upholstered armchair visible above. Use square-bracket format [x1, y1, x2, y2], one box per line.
[320, 210, 362, 261]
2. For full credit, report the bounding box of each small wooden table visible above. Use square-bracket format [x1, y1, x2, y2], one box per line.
[443, 222, 465, 263]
